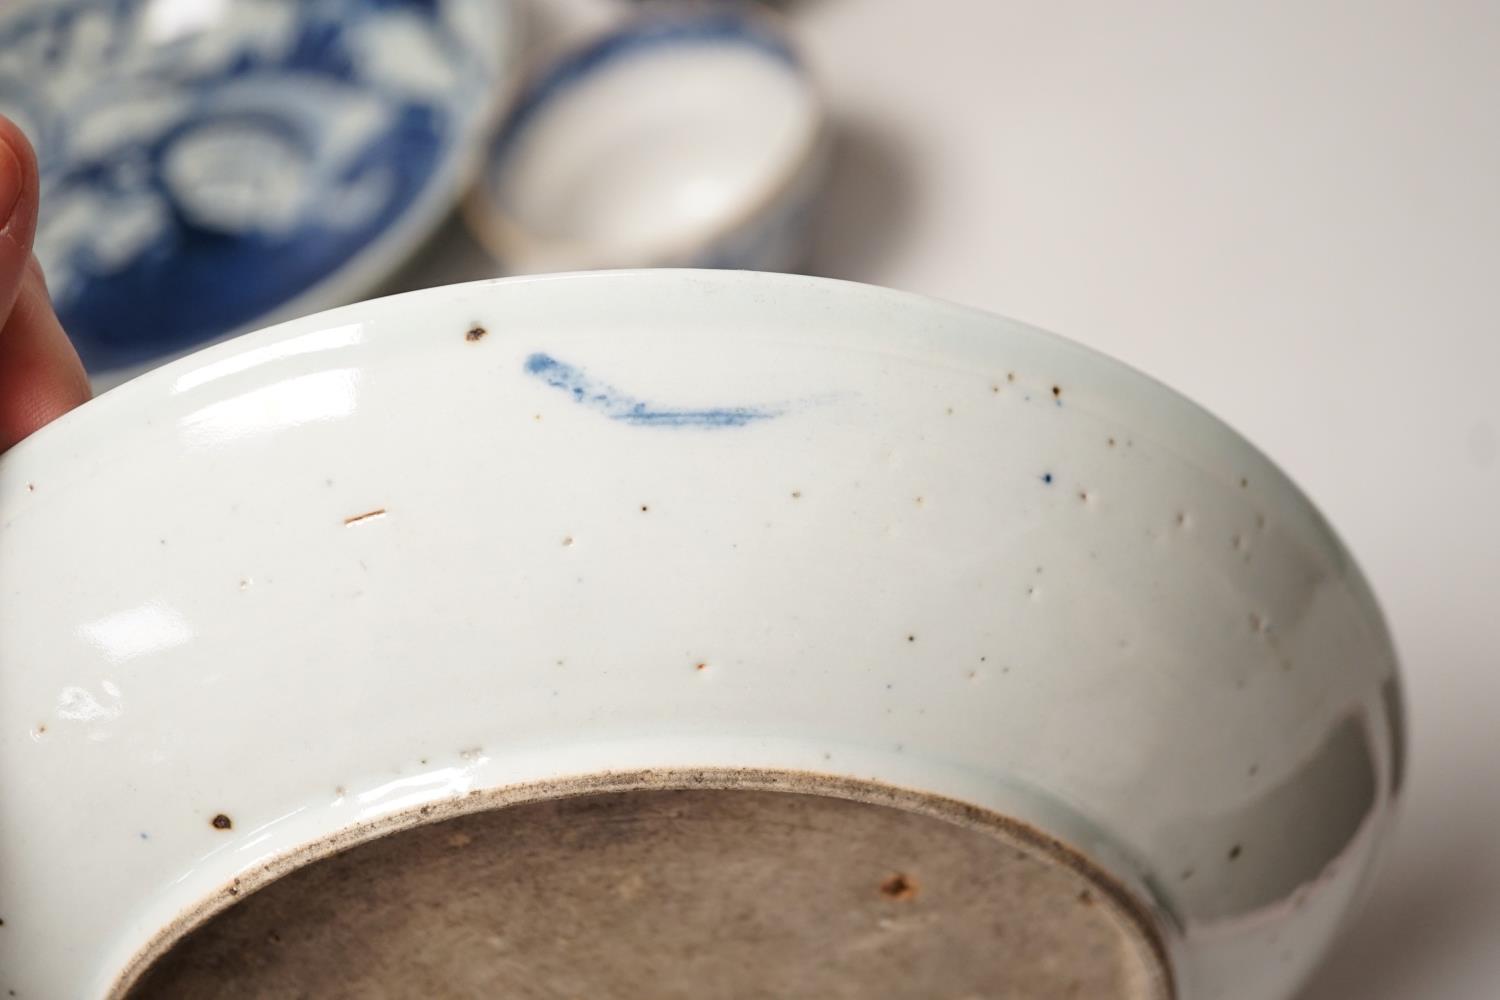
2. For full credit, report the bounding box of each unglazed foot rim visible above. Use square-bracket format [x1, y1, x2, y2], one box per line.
[115, 770, 1175, 1000]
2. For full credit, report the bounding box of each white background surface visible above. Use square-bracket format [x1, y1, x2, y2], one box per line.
[399, 2, 1500, 996]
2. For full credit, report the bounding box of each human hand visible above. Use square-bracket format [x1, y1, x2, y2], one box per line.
[0, 116, 89, 452]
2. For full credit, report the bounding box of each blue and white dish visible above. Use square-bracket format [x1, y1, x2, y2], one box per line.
[467, 5, 828, 274]
[0, 0, 519, 378]
[0, 271, 1402, 998]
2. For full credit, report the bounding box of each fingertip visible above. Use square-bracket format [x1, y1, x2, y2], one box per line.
[0, 117, 87, 452]
[0, 261, 90, 452]
[0, 114, 38, 249]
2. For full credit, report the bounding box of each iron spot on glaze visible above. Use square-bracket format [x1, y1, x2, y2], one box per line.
[524, 353, 779, 427]
[465, 325, 487, 342]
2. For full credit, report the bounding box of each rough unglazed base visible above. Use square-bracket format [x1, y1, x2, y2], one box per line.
[123, 772, 1172, 999]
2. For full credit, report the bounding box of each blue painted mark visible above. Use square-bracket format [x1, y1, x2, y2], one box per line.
[1042, 473, 1054, 484]
[525, 354, 779, 428]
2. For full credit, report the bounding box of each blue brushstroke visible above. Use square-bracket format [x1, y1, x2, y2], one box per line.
[524, 353, 779, 428]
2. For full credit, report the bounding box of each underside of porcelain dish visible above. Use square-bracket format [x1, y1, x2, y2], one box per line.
[0, 271, 1402, 999]
[123, 773, 1170, 1000]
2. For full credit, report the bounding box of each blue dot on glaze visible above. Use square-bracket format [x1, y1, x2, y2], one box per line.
[1042, 473, 1054, 484]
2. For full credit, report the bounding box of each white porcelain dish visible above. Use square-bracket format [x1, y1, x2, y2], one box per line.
[466, 6, 828, 274]
[0, 271, 1402, 999]
[0, 0, 519, 379]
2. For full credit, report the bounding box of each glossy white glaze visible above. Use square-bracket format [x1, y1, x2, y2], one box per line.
[467, 8, 827, 273]
[0, 271, 1401, 998]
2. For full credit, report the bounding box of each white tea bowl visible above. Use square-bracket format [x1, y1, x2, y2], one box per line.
[466, 6, 828, 273]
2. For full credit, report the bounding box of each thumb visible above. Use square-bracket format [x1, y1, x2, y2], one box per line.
[0, 117, 89, 452]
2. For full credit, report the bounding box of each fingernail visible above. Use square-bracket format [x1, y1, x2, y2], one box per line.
[0, 134, 22, 224]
